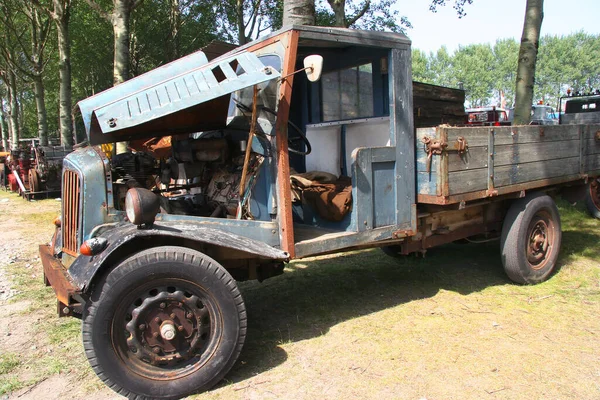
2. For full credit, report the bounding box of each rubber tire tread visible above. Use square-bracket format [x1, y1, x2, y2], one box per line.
[500, 193, 562, 284]
[82, 246, 246, 400]
[584, 179, 600, 219]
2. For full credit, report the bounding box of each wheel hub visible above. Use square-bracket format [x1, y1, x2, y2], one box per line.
[123, 286, 211, 368]
[526, 215, 553, 270]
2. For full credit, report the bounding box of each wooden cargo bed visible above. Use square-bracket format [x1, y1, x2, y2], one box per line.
[416, 124, 600, 205]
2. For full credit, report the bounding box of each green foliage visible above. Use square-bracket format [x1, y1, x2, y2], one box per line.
[413, 32, 600, 108]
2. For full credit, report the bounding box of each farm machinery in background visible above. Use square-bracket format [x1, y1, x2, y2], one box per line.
[2, 143, 71, 200]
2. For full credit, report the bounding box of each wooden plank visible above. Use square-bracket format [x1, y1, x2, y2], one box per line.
[447, 147, 488, 171]
[390, 47, 415, 228]
[446, 125, 580, 147]
[493, 140, 580, 166]
[585, 153, 600, 172]
[494, 157, 580, 188]
[275, 31, 298, 258]
[354, 148, 373, 231]
[583, 137, 600, 155]
[373, 161, 396, 228]
[448, 168, 488, 195]
[417, 172, 439, 195]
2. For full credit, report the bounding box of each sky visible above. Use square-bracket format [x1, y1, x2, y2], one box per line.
[395, 0, 600, 54]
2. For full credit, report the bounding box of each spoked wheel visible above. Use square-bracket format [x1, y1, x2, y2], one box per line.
[83, 246, 246, 399]
[501, 194, 562, 284]
[585, 178, 600, 219]
[28, 169, 40, 192]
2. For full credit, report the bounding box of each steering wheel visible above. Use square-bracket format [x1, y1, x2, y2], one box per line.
[233, 99, 312, 156]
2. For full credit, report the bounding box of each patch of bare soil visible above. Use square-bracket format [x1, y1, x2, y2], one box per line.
[0, 193, 115, 400]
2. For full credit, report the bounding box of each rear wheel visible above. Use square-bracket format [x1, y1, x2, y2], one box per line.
[585, 178, 600, 219]
[501, 194, 562, 284]
[82, 246, 246, 399]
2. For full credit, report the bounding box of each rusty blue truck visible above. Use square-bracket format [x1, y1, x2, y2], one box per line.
[40, 26, 600, 399]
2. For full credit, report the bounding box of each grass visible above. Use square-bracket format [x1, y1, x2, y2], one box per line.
[1, 193, 599, 399]
[0, 354, 20, 375]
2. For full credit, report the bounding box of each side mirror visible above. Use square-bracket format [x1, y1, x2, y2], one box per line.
[303, 55, 323, 82]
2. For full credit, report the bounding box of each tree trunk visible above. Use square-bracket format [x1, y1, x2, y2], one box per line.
[33, 75, 49, 146]
[167, 0, 181, 60]
[282, 0, 315, 26]
[30, 5, 50, 146]
[0, 96, 8, 151]
[327, 0, 346, 26]
[7, 71, 19, 150]
[113, 1, 130, 85]
[236, 0, 247, 45]
[54, 0, 74, 147]
[513, 0, 543, 125]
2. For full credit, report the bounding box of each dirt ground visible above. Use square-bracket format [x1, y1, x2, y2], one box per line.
[0, 190, 599, 400]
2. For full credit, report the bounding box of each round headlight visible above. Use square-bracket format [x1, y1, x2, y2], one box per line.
[125, 188, 160, 226]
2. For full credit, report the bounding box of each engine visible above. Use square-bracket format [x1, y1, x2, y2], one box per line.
[111, 133, 265, 220]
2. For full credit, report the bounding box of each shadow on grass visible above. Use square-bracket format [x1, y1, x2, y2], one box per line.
[219, 240, 510, 386]
[217, 212, 600, 387]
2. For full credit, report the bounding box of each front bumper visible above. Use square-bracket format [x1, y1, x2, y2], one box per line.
[40, 244, 80, 312]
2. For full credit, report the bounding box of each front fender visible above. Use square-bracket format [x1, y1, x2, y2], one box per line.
[68, 221, 289, 291]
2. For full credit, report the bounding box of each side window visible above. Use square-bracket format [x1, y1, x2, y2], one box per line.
[321, 63, 374, 122]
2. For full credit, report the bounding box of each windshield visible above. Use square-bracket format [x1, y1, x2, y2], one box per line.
[227, 54, 282, 131]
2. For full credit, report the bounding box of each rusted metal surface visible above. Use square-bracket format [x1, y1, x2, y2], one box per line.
[422, 135, 447, 173]
[401, 222, 502, 255]
[275, 30, 299, 258]
[62, 169, 81, 256]
[122, 283, 212, 370]
[68, 221, 289, 291]
[526, 210, 556, 271]
[39, 244, 79, 305]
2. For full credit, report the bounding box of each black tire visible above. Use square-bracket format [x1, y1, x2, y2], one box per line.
[500, 194, 562, 284]
[82, 246, 246, 400]
[584, 178, 600, 219]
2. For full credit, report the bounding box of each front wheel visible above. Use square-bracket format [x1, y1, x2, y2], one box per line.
[82, 246, 246, 399]
[585, 178, 600, 219]
[500, 194, 562, 284]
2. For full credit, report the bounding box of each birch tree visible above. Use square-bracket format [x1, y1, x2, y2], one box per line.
[513, 0, 543, 124]
[0, 0, 53, 145]
[83, 0, 145, 85]
[282, 0, 315, 26]
[32, 0, 74, 147]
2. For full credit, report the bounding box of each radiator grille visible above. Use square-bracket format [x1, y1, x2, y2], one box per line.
[62, 169, 81, 256]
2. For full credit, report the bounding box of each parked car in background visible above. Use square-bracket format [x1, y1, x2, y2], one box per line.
[465, 106, 510, 126]
[530, 104, 558, 125]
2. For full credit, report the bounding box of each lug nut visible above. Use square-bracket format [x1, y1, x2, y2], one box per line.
[159, 302, 166, 309]
[138, 324, 146, 330]
[153, 347, 160, 354]
[154, 317, 161, 323]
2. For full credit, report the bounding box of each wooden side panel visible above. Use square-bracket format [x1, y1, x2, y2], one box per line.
[418, 124, 599, 204]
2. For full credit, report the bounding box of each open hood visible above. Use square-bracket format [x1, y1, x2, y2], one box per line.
[78, 51, 281, 145]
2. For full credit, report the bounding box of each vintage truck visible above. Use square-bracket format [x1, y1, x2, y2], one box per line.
[40, 26, 600, 399]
